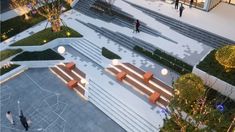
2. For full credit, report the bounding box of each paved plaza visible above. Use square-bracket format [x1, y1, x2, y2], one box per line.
[0, 69, 125, 132]
[1, 0, 234, 131]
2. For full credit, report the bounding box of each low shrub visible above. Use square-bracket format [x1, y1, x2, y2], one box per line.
[102, 47, 121, 60]
[11, 49, 64, 61]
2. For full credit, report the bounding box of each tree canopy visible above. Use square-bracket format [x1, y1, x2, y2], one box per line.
[215, 45, 235, 70]
[172, 73, 205, 112]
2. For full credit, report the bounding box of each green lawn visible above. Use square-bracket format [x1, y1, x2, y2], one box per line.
[11, 26, 82, 46]
[11, 49, 64, 61]
[0, 49, 23, 61]
[1, 1, 71, 42]
[102, 47, 121, 59]
[0, 64, 20, 76]
[197, 50, 235, 86]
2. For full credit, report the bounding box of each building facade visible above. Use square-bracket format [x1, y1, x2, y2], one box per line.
[179, 0, 235, 11]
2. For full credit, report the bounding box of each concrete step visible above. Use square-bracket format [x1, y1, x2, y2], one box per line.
[124, 0, 235, 48]
[70, 41, 102, 63]
[88, 80, 158, 132]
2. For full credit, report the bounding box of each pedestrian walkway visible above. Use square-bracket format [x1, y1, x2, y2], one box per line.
[124, 0, 234, 48]
[0, 68, 125, 132]
[121, 0, 235, 41]
[74, 1, 212, 66]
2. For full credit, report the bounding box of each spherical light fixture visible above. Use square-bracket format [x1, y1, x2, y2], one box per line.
[57, 46, 65, 54]
[66, 32, 71, 37]
[112, 59, 119, 65]
[81, 79, 87, 85]
[161, 68, 168, 76]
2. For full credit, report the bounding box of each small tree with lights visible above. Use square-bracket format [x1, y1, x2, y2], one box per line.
[161, 73, 234, 131]
[215, 45, 235, 72]
[10, 0, 31, 20]
[30, 0, 65, 32]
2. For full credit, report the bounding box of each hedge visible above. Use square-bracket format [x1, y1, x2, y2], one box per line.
[102, 47, 121, 60]
[197, 50, 235, 86]
[134, 46, 193, 74]
[0, 49, 23, 61]
[11, 49, 64, 61]
[0, 64, 20, 76]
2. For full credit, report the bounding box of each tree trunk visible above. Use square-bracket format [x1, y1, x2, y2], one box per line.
[24, 13, 30, 20]
[50, 18, 61, 32]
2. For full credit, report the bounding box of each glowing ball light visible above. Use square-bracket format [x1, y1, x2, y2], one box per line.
[57, 46, 65, 54]
[81, 79, 87, 85]
[161, 68, 168, 76]
[66, 32, 71, 37]
[112, 59, 119, 65]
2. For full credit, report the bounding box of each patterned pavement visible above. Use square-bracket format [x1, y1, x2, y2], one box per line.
[0, 68, 125, 132]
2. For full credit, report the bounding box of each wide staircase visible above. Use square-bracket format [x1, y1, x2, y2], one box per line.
[69, 39, 102, 64]
[88, 80, 160, 132]
[75, 19, 157, 52]
[74, 0, 174, 41]
[124, 0, 235, 48]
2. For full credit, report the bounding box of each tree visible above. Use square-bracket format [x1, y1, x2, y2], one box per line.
[215, 45, 235, 71]
[172, 73, 205, 113]
[10, 0, 30, 20]
[162, 73, 234, 131]
[30, 0, 64, 32]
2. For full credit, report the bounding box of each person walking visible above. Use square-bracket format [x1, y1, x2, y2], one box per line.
[6, 111, 15, 125]
[19, 110, 29, 131]
[135, 19, 140, 33]
[179, 3, 185, 17]
[175, 0, 179, 9]
[189, 0, 194, 8]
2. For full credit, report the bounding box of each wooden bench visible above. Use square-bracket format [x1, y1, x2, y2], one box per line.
[116, 71, 127, 81]
[143, 71, 153, 83]
[149, 92, 160, 104]
[66, 62, 75, 70]
[67, 80, 78, 89]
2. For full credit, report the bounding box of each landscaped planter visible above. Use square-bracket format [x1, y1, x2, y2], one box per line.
[193, 67, 235, 101]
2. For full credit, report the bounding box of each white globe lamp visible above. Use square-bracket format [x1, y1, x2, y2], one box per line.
[57, 46, 65, 54]
[112, 59, 119, 65]
[81, 79, 87, 85]
[161, 68, 168, 76]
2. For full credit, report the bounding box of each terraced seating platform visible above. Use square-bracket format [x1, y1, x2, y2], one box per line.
[106, 63, 173, 108]
[50, 62, 87, 99]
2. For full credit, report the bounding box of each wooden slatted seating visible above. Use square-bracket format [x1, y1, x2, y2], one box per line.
[74, 86, 85, 96]
[143, 71, 153, 83]
[149, 92, 160, 104]
[50, 67, 71, 82]
[66, 62, 76, 70]
[73, 67, 86, 78]
[123, 63, 145, 74]
[121, 63, 174, 93]
[152, 78, 173, 93]
[67, 80, 78, 89]
[57, 65, 85, 87]
[115, 65, 172, 100]
[116, 71, 127, 81]
[106, 67, 169, 108]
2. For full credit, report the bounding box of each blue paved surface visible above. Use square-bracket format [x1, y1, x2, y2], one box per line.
[0, 68, 125, 132]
